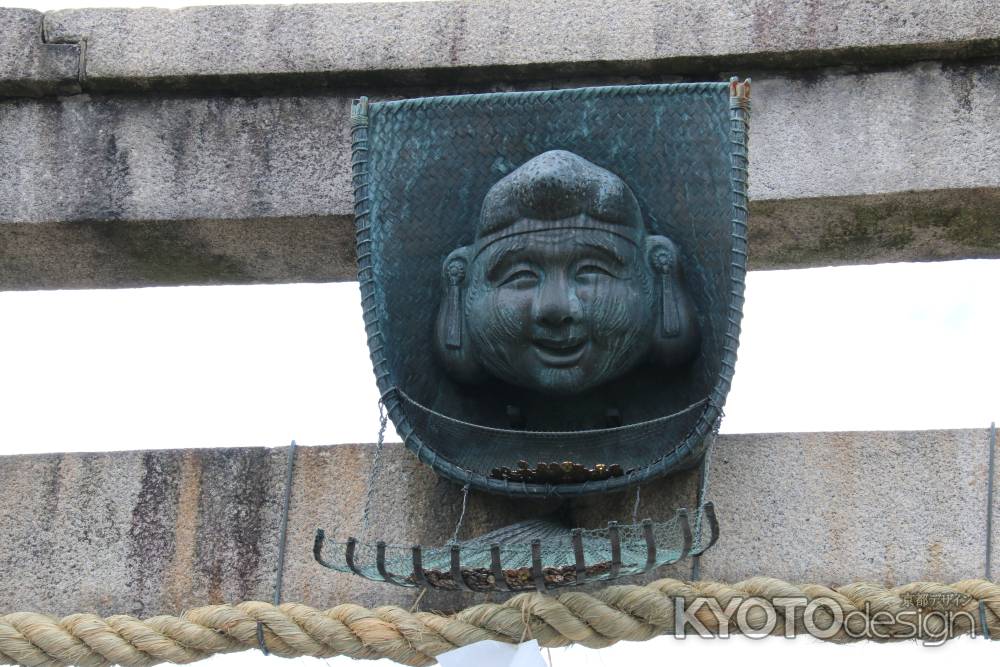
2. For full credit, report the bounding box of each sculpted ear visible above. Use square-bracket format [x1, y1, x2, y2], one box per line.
[645, 236, 700, 366]
[434, 246, 487, 383]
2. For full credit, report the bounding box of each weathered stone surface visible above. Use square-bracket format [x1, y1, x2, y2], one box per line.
[0, 8, 80, 97]
[699, 429, 995, 584]
[1, 61, 998, 289]
[1, 64, 996, 224]
[0, 94, 355, 225]
[40, 1, 1000, 93]
[0, 429, 992, 618]
[0, 443, 696, 616]
[2, 188, 998, 291]
[751, 62, 1000, 201]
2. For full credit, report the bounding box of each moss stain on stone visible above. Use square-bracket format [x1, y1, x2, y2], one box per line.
[909, 198, 1000, 247]
[748, 189, 1000, 269]
[87, 220, 254, 285]
[942, 207, 1000, 247]
[910, 205, 962, 229]
[817, 202, 914, 256]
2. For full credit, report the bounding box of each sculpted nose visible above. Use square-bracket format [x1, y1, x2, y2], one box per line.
[533, 275, 579, 327]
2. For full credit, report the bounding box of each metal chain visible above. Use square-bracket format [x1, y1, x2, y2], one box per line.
[631, 485, 642, 525]
[449, 484, 471, 544]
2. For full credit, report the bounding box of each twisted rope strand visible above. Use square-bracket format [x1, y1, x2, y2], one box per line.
[2, 578, 999, 667]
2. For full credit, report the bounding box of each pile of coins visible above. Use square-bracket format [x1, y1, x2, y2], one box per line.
[489, 460, 625, 484]
[408, 560, 615, 591]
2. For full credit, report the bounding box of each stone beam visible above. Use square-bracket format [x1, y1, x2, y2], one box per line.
[27, 1, 1000, 95]
[0, 9, 80, 97]
[0, 428, 994, 618]
[2, 188, 998, 291]
[1, 60, 998, 290]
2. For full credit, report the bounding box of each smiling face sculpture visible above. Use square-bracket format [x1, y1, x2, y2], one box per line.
[435, 150, 699, 396]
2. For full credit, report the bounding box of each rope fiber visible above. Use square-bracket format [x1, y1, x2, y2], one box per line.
[2, 577, 998, 667]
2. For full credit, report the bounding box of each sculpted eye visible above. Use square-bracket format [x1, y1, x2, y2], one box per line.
[576, 264, 616, 279]
[499, 269, 539, 287]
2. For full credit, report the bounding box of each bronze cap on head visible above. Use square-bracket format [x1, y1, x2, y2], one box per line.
[476, 149, 644, 249]
[435, 149, 700, 395]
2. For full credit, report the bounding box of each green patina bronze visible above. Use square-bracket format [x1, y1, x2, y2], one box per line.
[352, 80, 750, 498]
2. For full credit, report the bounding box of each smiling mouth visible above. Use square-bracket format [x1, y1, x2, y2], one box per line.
[532, 339, 588, 367]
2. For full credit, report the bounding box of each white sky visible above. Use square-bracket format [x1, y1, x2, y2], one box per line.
[0, 261, 996, 454]
[3, 0, 998, 666]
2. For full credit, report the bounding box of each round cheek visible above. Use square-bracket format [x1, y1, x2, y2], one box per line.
[579, 275, 655, 387]
[580, 278, 641, 339]
[488, 286, 534, 340]
[466, 282, 538, 386]
[465, 280, 534, 361]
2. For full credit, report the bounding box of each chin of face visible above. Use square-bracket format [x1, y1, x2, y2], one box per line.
[505, 361, 627, 396]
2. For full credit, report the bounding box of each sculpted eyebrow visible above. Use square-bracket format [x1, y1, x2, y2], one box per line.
[485, 241, 528, 278]
[577, 239, 627, 265]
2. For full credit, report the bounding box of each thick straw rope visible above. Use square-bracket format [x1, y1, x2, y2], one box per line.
[2, 577, 998, 667]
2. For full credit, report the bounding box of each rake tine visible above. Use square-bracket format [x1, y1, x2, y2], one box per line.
[450, 545, 474, 592]
[571, 528, 587, 586]
[344, 537, 366, 577]
[376, 541, 409, 585]
[530, 539, 547, 593]
[490, 544, 511, 592]
[690, 501, 721, 556]
[642, 518, 656, 571]
[375, 541, 389, 581]
[313, 529, 338, 570]
[677, 509, 693, 561]
[410, 545, 430, 587]
[608, 521, 621, 579]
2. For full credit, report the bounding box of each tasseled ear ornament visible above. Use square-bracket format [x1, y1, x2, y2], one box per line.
[444, 258, 466, 349]
[651, 245, 682, 338]
[434, 246, 485, 384]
